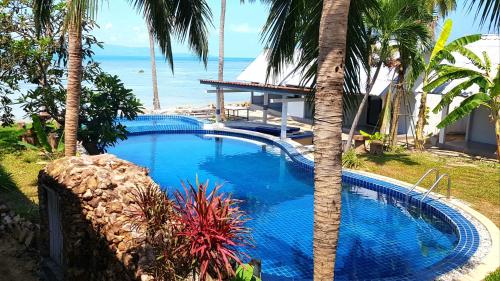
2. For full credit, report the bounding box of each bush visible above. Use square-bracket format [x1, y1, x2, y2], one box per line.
[130, 179, 252, 281]
[342, 149, 364, 169]
[174, 180, 252, 281]
[22, 71, 143, 154]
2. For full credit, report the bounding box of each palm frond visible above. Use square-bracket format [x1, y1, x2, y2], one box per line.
[432, 74, 486, 113]
[128, 0, 212, 71]
[33, 0, 54, 34]
[424, 66, 481, 91]
[465, 0, 500, 31]
[437, 92, 491, 127]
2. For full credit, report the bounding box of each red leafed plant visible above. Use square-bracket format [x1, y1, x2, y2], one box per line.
[173, 180, 252, 281]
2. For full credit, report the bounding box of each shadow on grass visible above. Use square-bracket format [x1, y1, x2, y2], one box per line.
[0, 160, 39, 222]
[360, 152, 419, 166]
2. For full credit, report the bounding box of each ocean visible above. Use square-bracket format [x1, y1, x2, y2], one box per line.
[11, 55, 254, 119]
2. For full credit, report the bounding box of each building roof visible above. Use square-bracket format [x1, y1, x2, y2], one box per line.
[236, 50, 312, 88]
[233, 35, 499, 98]
[199, 79, 313, 96]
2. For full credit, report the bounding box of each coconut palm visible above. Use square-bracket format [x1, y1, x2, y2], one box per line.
[261, 0, 373, 278]
[424, 45, 499, 159]
[424, 0, 456, 36]
[34, 0, 212, 156]
[345, 0, 433, 150]
[313, 0, 352, 278]
[466, 0, 500, 30]
[414, 19, 482, 149]
[148, 24, 160, 111]
[217, 0, 226, 122]
[383, 0, 431, 147]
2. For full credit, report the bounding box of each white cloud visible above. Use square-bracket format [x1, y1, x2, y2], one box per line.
[229, 23, 260, 34]
[104, 23, 113, 30]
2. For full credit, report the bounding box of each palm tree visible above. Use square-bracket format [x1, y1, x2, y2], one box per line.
[424, 0, 456, 36]
[34, 0, 212, 156]
[314, 1, 351, 278]
[414, 19, 481, 149]
[64, 0, 83, 157]
[217, 0, 227, 122]
[261, 0, 373, 278]
[384, 0, 431, 147]
[148, 24, 160, 111]
[424, 44, 499, 159]
[345, 0, 433, 150]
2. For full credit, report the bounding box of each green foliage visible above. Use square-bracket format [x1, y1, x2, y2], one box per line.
[260, 0, 378, 112]
[31, 114, 52, 153]
[485, 268, 500, 281]
[232, 264, 262, 281]
[360, 130, 385, 143]
[425, 36, 499, 130]
[342, 149, 364, 169]
[22, 72, 143, 154]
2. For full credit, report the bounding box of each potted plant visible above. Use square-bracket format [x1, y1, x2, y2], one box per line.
[360, 130, 385, 155]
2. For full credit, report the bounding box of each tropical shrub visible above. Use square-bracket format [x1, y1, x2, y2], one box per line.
[129, 179, 252, 281]
[173, 180, 252, 281]
[414, 19, 482, 149]
[128, 184, 192, 280]
[424, 39, 499, 160]
[342, 149, 364, 168]
[22, 72, 143, 154]
[359, 130, 385, 143]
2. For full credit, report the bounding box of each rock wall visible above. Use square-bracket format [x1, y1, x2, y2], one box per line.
[38, 154, 157, 281]
[0, 199, 38, 248]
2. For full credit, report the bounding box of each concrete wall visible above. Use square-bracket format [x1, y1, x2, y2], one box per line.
[469, 106, 496, 145]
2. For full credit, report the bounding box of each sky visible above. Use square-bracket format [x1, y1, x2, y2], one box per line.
[91, 0, 496, 59]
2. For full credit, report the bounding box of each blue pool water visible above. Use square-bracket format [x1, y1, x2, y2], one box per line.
[107, 133, 458, 280]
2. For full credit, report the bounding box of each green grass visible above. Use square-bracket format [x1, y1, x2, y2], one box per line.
[486, 268, 500, 281]
[0, 126, 44, 222]
[357, 151, 500, 226]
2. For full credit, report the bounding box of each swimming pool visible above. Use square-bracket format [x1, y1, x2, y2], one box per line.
[107, 120, 479, 280]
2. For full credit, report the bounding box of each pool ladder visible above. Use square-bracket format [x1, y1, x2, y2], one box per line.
[405, 168, 451, 206]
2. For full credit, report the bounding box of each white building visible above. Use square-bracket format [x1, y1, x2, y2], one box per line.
[234, 35, 499, 156]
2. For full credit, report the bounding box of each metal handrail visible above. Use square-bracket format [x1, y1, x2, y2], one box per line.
[421, 174, 451, 203]
[405, 168, 440, 201]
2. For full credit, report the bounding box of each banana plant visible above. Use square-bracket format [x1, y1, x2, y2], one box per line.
[424, 47, 500, 160]
[414, 19, 482, 149]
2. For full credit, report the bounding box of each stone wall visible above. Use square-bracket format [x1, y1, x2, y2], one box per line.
[38, 154, 158, 281]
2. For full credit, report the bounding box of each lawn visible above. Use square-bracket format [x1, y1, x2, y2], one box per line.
[0, 126, 44, 222]
[357, 151, 500, 226]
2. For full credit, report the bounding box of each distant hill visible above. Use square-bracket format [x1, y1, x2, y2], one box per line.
[93, 44, 253, 60]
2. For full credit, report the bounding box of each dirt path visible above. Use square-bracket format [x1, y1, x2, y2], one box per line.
[0, 234, 38, 281]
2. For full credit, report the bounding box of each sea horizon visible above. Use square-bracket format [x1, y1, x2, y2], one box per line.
[11, 54, 255, 120]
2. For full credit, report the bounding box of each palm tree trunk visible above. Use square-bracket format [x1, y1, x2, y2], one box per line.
[217, 0, 226, 121]
[148, 25, 161, 111]
[344, 62, 383, 151]
[389, 67, 405, 147]
[495, 116, 500, 161]
[415, 76, 428, 150]
[64, 15, 83, 157]
[314, 0, 351, 279]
